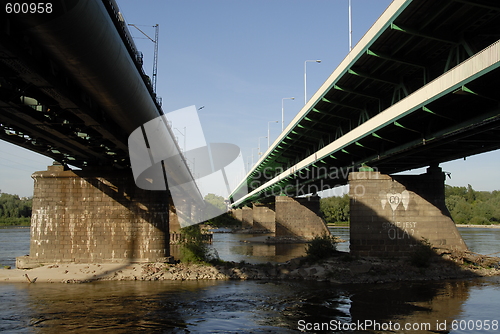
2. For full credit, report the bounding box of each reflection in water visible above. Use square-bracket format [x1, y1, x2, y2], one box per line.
[350, 280, 469, 333]
[1, 227, 500, 333]
[2, 278, 500, 333]
[458, 227, 500, 255]
[212, 232, 307, 264]
[210, 227, 350, 264]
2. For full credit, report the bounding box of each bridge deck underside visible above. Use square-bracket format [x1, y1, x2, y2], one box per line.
[232, 0, 500, 206]
[0, 0, 162, 169]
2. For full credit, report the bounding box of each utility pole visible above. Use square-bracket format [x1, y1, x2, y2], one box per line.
[128, 23, 159, 94]
[348, 0, 352, 52]
[152, 24, 159, 94]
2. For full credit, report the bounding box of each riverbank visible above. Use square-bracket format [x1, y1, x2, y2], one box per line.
[456, 224, 500, 228]
[326, 224, 500, 228]
[2, 249, 499, 284]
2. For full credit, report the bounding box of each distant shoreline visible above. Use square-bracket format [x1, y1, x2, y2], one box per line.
[0, 225, 30, 229]
[456, 224, 500, 229]
[2, 224, 499, 229]
[328, 224, 500, 229]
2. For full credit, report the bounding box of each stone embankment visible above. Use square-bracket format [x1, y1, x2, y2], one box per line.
[2, 249, 499, 284]
[133, 250, 500, 284]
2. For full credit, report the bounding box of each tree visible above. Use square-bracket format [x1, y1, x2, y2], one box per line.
[320, 194, 350, 224]
[204, 193, 226, 211]
[202, 193, 240, 227]
[445, 185, 500, 225]
[0, 193, 32, 226]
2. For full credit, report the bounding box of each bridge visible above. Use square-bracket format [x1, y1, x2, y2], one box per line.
[0, 0, 200, 266]
[229, 0, 500, 256]
[2, 0, 500, 266]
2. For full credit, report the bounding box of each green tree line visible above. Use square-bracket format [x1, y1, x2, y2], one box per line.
[320, 185, 500, 226]
[0, 192, 32, 226]
[445, 185, 500, 225]
[320, 194, 350, 225]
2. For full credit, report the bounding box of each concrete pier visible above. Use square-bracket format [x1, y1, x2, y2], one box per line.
[17, 164, 171, 268]
[241, 207, 253, 228]
[274, 196, 330, 239]
[252, 202, 275, 232]
[231, 196, 329, 239]
[349, 167, 467, 257]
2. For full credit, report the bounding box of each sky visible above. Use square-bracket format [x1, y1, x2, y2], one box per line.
[1, 0, 500, 198]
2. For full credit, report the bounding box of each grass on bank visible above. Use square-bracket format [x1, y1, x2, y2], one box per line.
[178, 225, 220, 264]
[305, 234, 338, 262]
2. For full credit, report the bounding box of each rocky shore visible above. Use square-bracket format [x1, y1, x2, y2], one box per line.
[1, 249, 499, 284]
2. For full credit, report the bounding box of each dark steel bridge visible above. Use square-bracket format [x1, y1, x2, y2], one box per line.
[0, 0, 167, 169]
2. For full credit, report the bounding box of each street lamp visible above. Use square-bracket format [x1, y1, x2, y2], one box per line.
[268, 120, 278, 148]
[173, 127, 186, 152]
[281, 97, 295, 132]
[251, 147, 258, 166]
[304, 60, 321, 104]
[349, 0, 352, 52]
[258, 136, 267, 157]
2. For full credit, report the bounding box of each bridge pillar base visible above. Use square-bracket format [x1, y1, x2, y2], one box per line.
[242, 207, 254, 228]
[230, 208, 243, 223]
[275, 196, 329, 239]
[230, 207, 253, 228]
[252, 202, 275, 232]
[168, 197, 182, 233]
[349, 167, 467, 257]
[18, 164, 171, 268]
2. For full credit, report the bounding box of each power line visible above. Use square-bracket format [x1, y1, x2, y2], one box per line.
[0, 149, 50, 166]
[0, 162, 40, 172]
[128, 23, 159, 94]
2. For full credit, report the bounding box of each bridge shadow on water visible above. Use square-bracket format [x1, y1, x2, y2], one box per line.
[6, 276, 488, 332]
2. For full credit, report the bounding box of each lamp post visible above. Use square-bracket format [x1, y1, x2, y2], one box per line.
[251, 147, 258, 166]
[173, 127, 186, 152]
[267, 120, 278, 148]
[258, 136, 267, 157]
[281, 97, 295, 132]
[349, 0, 352, 52]
[304, 60, 321, 104]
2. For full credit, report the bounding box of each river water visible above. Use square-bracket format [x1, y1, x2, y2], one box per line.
[1, 226, 499, 333]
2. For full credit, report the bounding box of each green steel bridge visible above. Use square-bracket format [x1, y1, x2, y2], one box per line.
[229, 0, 500, 207]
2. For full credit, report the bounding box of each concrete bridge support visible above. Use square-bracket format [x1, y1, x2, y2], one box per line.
[275, 196, 330, 239]
[231, 196, 329, 238]
[241, 207, 253, 228]
[168, 197, 182, 233]
[229, 207, 253, 228]
[17, 164, 171, 268]
[252, 202, 275, 232]
[349, 166, 467, 257]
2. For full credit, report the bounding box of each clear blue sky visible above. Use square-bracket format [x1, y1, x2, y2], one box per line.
[1, 0, 499, 197]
